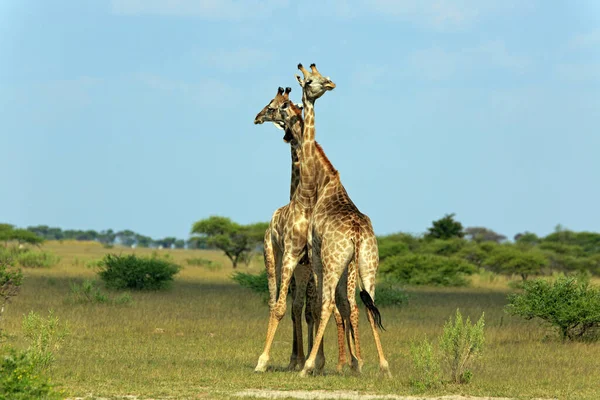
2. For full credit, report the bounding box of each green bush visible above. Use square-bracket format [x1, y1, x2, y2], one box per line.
[484, 245, 548, 280]
[420, 238, 466, 256]
[380, 254, 476, 286]
[98, 253, 180, 290]
[439, 309, 485, 384]
[409, 339, 441, 390]
[0, 257, 23, 340]
[0, 348, 62, 400]
[506, 276, 600, 341]
[66, 280, 133, 305]
[232, 270, 269, 295]
[374, 283, 408, 307]
[16, 251, 60, 268]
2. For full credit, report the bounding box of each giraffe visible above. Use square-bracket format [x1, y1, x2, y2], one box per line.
[254, 87, 348, 372]
[291, 63, 392, 378]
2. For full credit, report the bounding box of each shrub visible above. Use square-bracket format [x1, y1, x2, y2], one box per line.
[377, 240, 409, 262]
[0, 257, 23, 339]
[0, 348, 62, 400]
[16, 251, 60, 268]
[232, 270, 269, 295]
[98, 253, 180, 290]
[380, 254, 476, 286]
[484, 245, 548, 280]
[22, 311, 68, 371]
[409, 339, 441, 390]
[374, 283, 408, 307]
[67, 280, 109, 304]
[66, 280, 133, 305]
[420, 238, 466, 256]
[506, 276, 600, 341]
[439, 309, 485, 384]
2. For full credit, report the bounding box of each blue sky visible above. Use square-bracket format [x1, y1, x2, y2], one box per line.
[1, 0, 599, 240]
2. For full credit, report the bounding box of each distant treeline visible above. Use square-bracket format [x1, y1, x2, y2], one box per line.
[20, 225, 209, 249]
[376, 215, 600, 285]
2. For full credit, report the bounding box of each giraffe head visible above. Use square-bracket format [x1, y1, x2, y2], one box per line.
[254, 86, 303, 143]
[295, 63, 336, 101]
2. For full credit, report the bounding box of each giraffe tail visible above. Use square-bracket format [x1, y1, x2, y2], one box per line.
[353, 223, 385, 332]
[359, 290, 385, 331]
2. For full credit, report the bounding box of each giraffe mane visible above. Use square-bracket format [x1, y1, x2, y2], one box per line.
[314, 142, 338, 176]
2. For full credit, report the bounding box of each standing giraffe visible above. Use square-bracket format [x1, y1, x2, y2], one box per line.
[292, 63, 392, 377]
[254, 87, 348, 372]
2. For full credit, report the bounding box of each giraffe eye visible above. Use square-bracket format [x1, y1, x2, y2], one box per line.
[281, 103, 289, 109]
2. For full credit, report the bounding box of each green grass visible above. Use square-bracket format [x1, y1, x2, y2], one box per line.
[1, 241, 599, 399]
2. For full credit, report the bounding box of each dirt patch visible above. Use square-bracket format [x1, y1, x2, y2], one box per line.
[234, 389, 555, 400]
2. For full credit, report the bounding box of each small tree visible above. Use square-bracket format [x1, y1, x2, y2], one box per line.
[484, 245, 548, 280]
[190, 216, 267, 268]
[514, 231, 539, 246]
[0, 225, 43, 247]
[380, 253, 476, 287]
[439, 309, 485, 384]
[426, 213, 464, 240]
[506, 275, 600, 341]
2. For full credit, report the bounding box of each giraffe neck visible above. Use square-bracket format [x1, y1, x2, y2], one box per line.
[286, 110, 304, 200]
[288, 133, 301, 201]
[293, 90, 337, 209]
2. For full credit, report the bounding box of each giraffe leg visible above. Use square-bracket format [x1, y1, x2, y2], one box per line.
[255, 253, 300, 373]
[333, 306, 347, 372]
[300, 296, 335, 377]
[288, 275, 299, 371]
[346, 262, 363, 373]
[300, 262, 342, 377]
[305, 271, 316, 356]
[290, 267, 309, 370]
[361, 281, 391, 378]
[365, 307, 391, 378]
[264, 230, 278, 312]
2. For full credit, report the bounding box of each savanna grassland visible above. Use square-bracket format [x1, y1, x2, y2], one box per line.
[2, 241, 600, 400]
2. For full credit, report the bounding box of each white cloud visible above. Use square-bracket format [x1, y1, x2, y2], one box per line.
[407, 40, 530, 81]
[111, 0, 289, 20]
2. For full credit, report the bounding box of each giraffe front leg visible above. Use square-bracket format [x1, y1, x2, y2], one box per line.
[255, 253, 299, 373]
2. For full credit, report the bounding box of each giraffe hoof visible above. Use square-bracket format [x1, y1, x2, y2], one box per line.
[299, 369, 309, 378]
[254, 355, 269, 373]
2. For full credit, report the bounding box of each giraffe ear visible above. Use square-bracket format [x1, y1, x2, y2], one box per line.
[295, 103, 303, 110]
[295, 74, 304, 87]
[271, 122, 285, 130]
